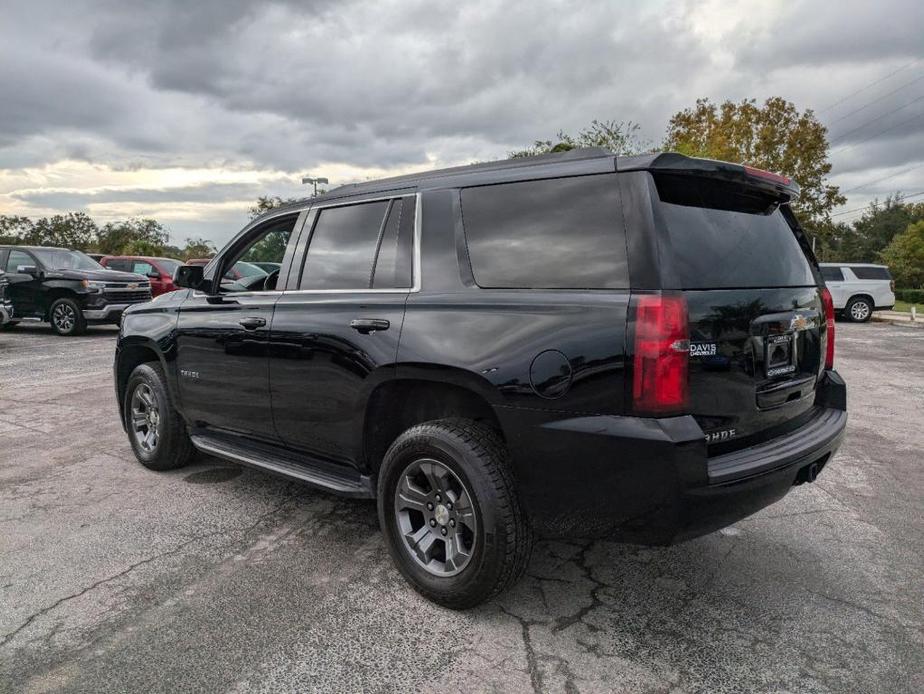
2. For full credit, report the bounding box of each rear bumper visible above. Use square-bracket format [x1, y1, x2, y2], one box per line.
[498, 370, 847, 543]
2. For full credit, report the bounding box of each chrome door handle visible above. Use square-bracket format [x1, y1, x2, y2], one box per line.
[239, 317, 266, 330]
[350, 318, 390, 334]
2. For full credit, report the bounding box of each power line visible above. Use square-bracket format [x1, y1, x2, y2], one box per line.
[830, 94, 924, 145]
[839, 163, 924, 195]
[832, 110, 924, 153]
[830, 190, 924, 219]
[826, 72, 924, 126]
[819, 59, 919, 113]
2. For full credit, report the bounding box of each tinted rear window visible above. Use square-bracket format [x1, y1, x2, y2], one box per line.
[461, 174, 628, 289]
[850, 266, 891, 280]
[654, 174, 815, 289]
[820, 266, 844, 282]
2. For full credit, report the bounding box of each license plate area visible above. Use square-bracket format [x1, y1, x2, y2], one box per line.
[765, 333, 796, 378]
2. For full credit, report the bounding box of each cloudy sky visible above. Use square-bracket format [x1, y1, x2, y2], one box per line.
[1, 0, 923, 246]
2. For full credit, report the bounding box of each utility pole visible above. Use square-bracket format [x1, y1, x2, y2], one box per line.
[301, 176, 329, 197]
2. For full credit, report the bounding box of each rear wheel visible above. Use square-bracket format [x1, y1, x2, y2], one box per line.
[124, 362, 194, 471]
[49, 297, 86, 336]
[845, 296, 872, 323]
[378, 418, 533, 609]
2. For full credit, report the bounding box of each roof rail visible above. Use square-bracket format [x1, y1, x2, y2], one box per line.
[327, 147, 615, 195]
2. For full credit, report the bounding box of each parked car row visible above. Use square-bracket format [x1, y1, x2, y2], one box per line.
[0, 249, 286, 335]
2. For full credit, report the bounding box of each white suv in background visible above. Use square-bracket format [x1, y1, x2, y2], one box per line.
[819, 263, 895, 322]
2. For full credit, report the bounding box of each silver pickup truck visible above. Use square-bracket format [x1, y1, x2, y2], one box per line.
[819, 263, 895, 322]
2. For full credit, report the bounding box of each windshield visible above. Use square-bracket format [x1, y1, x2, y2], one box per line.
[32, 249, 103, 271]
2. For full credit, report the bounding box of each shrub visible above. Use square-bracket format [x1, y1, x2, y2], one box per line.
[895, 289, 924, 304]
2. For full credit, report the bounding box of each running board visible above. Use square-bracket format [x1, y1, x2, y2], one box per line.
[190, 434, 374, 498]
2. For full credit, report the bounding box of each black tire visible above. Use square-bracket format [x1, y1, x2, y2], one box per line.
[845, 296, 873, 323]
[49, 297, 87, 336]
[124, 362, 194, 471]
[378, 418, 533, 609]
[0, 320, 19, 330]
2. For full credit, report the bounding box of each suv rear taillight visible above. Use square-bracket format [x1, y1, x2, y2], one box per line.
[632, 294, 689, 415]
[821, 287, 836, 369]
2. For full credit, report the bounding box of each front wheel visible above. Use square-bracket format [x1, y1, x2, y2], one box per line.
[845, 296, 872, 323]
[378, 419, 533, 609]
[49, 297, 87, 336]
[124, 362, 194, 471]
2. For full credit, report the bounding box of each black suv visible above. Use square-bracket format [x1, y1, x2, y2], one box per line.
[114, 149, 847, 608]
[0, 246, 152, 335]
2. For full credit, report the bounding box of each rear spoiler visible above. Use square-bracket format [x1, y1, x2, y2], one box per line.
[617, 152, 800, 200]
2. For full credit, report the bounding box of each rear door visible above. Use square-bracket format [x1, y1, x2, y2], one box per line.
[651, 173, 827, 451]
[269, 195, 414, 467]
[820, 266, 848, 309]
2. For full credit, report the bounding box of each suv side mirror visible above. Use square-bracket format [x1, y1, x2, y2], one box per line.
[146, 271, 161, 279]
[17, 265, 42, 278]
[174, 264, 205, 290]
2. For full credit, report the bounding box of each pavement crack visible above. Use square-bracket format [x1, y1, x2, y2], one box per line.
[498, 605, 543, 694]
[0, 490, 298, 649]
[552, 542, 604, 634]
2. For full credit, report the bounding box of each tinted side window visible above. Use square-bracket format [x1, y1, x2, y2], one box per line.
[820, 266, 844, 282]
[299, 201, 389, 290]
[106, 259, 131, 272]
[850, 266, 891, 280]
[6, 250, 33, 273]
[461, 175, 628, 289]
[372, 198, 414, 289]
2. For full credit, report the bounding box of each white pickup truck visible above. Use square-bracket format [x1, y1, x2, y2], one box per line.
[819, 263, 895, 322]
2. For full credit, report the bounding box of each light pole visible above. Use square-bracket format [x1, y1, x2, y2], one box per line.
[301, 176, 329, 197]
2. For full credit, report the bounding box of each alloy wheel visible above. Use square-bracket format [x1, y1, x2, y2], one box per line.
[130, 383, 161, 453]
[394, 458, 477, 576]
[850, 301, 870, 321]
[52, 303, 76, 333]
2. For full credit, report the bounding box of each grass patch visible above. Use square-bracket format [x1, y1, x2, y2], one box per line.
[893, 300, 921, 313]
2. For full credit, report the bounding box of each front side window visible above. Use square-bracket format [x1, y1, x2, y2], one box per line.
[460, 175, 629, 289]
[221, 216, 297, 293]
[6, 249, 34, 273]
[132, 261, 156, 275]
[298, 197, 413, 290]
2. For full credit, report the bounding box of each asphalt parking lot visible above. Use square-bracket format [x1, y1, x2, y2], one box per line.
[1, 322, 922, 693]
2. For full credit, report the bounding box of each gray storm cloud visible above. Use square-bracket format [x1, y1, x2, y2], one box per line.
[1, 0, 922, 243]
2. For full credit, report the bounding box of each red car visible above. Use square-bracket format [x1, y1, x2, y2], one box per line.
[99, 256, 184, 297]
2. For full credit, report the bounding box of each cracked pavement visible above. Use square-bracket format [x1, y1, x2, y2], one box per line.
[1, 322, 922, 693]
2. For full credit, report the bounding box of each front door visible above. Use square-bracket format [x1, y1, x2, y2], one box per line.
[175, 213, 303, 443]
[270, 195, 415, 466]
[3, 249, 42, 317]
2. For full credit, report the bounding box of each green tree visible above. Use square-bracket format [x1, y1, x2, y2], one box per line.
[181, 237, 217, 260]
[27, 212, 98, 250]
[509, 119, 648, 158]
[0, 215, 34, 244]
[664, 97, 845, 238]
[95, 218, 170, 256]
[880, 220, 924, 289]
[249, 195, 300, 220]
[834, 196, 924, 263]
